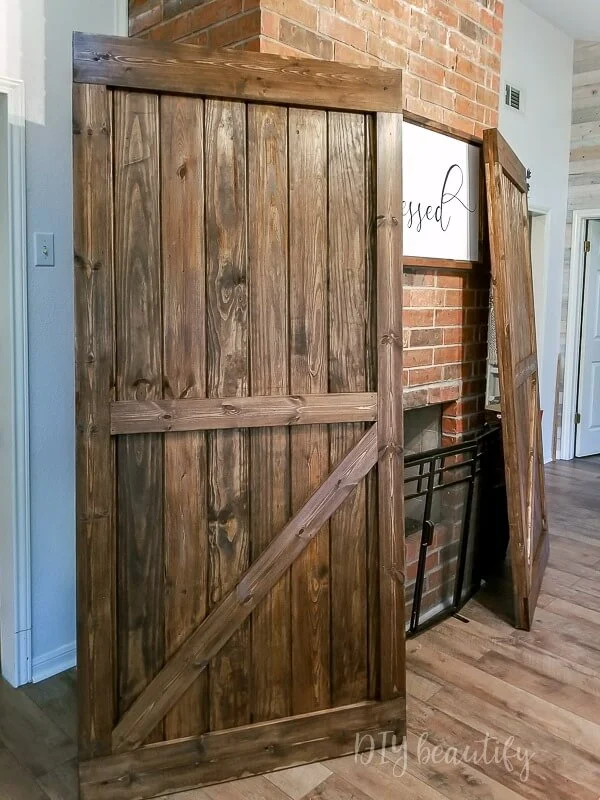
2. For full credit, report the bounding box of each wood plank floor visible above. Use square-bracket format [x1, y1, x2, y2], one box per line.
[1, 457, 599, 799]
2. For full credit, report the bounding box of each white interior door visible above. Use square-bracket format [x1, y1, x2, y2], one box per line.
[576, 219, 600, 457]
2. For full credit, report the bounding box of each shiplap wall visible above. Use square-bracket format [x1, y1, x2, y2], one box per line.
[559, 41, 600, 455]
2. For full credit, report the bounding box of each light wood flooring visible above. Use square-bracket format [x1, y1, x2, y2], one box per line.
[1, 457, 599, 799]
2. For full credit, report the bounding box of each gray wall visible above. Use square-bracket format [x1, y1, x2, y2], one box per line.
[0, 0, 125, 679]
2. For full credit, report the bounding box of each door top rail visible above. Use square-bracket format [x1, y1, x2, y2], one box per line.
[73, 32, 403, 114]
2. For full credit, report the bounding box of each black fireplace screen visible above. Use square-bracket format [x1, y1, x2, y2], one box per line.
[404, 424, 503, 636]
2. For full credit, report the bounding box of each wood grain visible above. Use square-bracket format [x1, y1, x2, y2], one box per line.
[110, 393, 377, 434]
[73, 32, 403, 113]
[76, 46, 407, 794]
[365, 115, 380, 701]
[205, 98, 251, 731]
[248, 103, 291, 723]
[82, 697, 405, 800]
[114, 90, 164, 741]
[483, 128, 549, 630]
[111, 426, 379, 752]
[328, 111, 368, 706]
[160, 93, 208, 740]
[376, 112, 406, 701]
[73, 83, 115, 759]
[288, 107, 330, 715]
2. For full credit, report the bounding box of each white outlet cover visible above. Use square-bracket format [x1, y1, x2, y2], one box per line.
[34, 232, 54, 267]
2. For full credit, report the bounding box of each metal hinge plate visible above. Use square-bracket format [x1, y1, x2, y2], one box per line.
[575, 412, 582, 425]
[585, 240, 591, 253]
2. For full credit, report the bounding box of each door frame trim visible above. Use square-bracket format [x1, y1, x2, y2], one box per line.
[114, 0, 128, 35]
[562, 208, 600, 461]
[0, 76, 31, 687]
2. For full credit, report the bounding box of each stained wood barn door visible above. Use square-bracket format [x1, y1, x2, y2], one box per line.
[74, 33, 405, 800]
[483, 130, 549, 631]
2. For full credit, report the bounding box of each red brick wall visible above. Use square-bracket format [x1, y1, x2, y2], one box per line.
[404, 268, 489, 445]
[260, 0, 503, 138]
[130, 2, 504, 133]
[129, 0, 262, 50]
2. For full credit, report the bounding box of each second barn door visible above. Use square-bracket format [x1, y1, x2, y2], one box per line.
[74, 33, 405, 800]
[483, 129, 549, 630]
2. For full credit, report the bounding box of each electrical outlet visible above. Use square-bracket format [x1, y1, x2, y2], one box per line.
[34, 233, 55, 267]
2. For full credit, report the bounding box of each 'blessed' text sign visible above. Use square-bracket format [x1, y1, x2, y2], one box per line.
[402, 121, 480, 262]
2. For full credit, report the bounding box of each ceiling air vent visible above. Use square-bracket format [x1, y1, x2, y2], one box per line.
[505, 83, 523, 112]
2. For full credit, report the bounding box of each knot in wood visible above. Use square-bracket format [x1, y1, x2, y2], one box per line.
[384, 565, 405, 583]
[380, 332, 402, 347]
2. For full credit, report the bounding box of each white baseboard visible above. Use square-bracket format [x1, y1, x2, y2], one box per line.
[0, 628, 31, 688]
[32, 641, 76, 684]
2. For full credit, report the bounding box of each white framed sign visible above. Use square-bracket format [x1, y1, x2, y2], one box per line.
[402, 121, 481, 263]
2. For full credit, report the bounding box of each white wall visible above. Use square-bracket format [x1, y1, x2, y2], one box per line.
[0, 0, 126, 680]
[499, 0, 574, 461]
[500, 0, 573, 461]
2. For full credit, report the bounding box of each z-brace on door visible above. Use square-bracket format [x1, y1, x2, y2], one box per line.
[74, 33, 405, 800]
[483, 130, 549, 631]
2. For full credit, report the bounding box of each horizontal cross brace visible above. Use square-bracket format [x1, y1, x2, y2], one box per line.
[82, 698, 405, 800]
[110, 393, 377, 435]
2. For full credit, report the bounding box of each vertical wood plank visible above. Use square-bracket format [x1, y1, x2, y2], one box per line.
[328, 111, 368, 706]
[376, 112, 405, 701]
[114, 91, 164, 741]
[205, 99, 251, 731]
[288, 107, 330, 715]
[160, 94, 208, 740]
[73, 83, 115, 759]
[365, 114, 380, 701]
[248, 103, 291, 723]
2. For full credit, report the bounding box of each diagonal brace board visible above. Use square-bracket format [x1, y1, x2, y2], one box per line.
[112, 424, 380, 753]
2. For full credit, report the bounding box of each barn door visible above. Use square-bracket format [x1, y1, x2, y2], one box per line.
[483, 130, 549, 631]
[74, 33, 405, 800]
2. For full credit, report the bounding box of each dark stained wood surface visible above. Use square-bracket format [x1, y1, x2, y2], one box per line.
[248, 103, 291, 724]
[494, 129, 528, 193]
[73, 83, 115, 759]
[288, 107, 331, 715]
[111, 426, 379, 753]
[204, 99, 251, 732]
[365, 116, 380, 702]
[83, 697, 405, 800]
[484, 128, 549, 630]
[113, 90, 164, 743]
[74, 46, 406, 796]
[328, 111, 368, 707]
[376, 112, 406, 702]
[110, 393, 378, 434]
[73, 32, 403, 114]
[160, 93, 208, 740]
